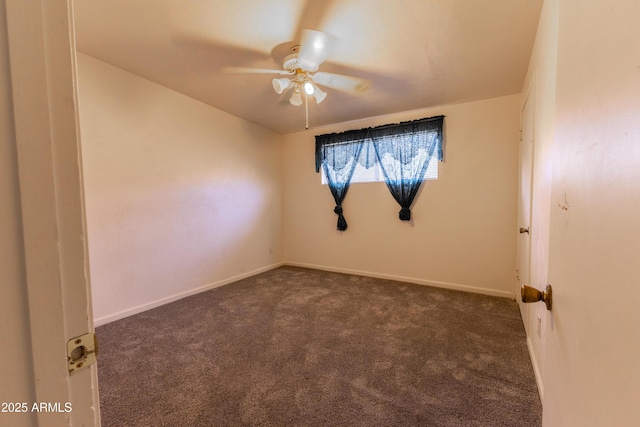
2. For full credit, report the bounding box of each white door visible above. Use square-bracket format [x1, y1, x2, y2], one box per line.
[543, 99, 640, 425]
[517, 85, 534, 328]
[541, 1, 640, 424]
[6, 1, 100, 425]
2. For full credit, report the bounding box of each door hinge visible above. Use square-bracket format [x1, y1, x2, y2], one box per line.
[67, 333, 98, 374]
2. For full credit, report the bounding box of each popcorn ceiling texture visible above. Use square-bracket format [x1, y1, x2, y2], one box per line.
[97, 266, 541, 426]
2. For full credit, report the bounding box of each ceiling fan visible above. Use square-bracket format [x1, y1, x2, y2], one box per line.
[223, 29, 371, 129]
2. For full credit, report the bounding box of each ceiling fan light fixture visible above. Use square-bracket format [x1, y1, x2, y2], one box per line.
[272, 77, 291, 94]
[289, 89, 303, 106]
[303, 81, 315, 95]
[313, 85, 327, 104]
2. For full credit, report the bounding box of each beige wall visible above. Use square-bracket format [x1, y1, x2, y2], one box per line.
[282, 95, 520, 297]
[0, 2, 37, 426]
[77, 54, 284, 324]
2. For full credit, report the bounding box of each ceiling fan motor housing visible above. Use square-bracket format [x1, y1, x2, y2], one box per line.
[282, 45, 319, 73]
[283, 53, 300, 72]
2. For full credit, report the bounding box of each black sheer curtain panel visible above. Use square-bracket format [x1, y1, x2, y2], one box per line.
[370, 116, 444, 221]
[315, 130, 372, 231]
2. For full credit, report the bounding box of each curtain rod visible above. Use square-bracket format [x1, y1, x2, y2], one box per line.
[316, 115, 445, 139]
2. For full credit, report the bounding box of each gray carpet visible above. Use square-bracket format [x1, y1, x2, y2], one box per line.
[96, 266, 542, 426]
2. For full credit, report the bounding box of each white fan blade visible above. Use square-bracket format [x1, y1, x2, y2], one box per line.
[297, 29, 332, 72]
[312, 72, 371, 94]
[222, 66, 292, 75]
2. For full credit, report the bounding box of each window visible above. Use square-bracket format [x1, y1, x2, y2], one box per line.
[315, 115, 444, 228]
[321, 150, 438, 184]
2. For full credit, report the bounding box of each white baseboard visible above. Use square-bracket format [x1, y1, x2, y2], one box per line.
[527, 336, 545, 402]
[95, 261, 516, 327]
[284, 261, 515, 299]
[94, 262, 285, 327]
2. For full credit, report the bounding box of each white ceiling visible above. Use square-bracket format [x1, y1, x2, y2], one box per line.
[73, 0, 542, 134]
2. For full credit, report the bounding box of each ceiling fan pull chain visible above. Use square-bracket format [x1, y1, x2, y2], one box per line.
[305, 92, 309, 129]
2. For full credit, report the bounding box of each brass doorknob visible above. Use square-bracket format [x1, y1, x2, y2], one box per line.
[521, 284, 552, 311]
